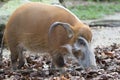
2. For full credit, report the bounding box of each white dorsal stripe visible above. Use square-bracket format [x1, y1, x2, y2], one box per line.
[53, 5, 82, 23]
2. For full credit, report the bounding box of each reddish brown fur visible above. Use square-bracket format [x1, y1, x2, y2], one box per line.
[4, 2, 92, 69]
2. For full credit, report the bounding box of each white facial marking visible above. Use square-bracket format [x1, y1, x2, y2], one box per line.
[73, 37, 97, 68]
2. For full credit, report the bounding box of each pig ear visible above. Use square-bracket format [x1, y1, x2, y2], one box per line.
[49, 22, 74, 39]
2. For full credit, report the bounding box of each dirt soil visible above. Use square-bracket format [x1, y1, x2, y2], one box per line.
[91, 13, 120, 48]
[92, 27, 120, 48]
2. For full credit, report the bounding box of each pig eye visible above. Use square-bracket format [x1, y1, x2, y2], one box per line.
[77, 38, 86, 46]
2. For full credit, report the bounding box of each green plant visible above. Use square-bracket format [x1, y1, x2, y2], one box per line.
[69, 3, 120, 20]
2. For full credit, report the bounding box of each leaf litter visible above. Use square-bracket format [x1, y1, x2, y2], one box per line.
[0, 43, 120, 80]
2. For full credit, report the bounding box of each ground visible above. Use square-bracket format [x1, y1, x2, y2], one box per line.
[90, 13, 120, 48]
[0, 1, 120, 80]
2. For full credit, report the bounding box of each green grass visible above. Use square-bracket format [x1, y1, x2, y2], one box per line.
[0, 0, 27, 24]
[0, 0, 26, 16]
[0, 0, 120, 21]
[69, 3, 120, 20]
[0, 0, 53, 16]
[0, 0, 55, 24]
